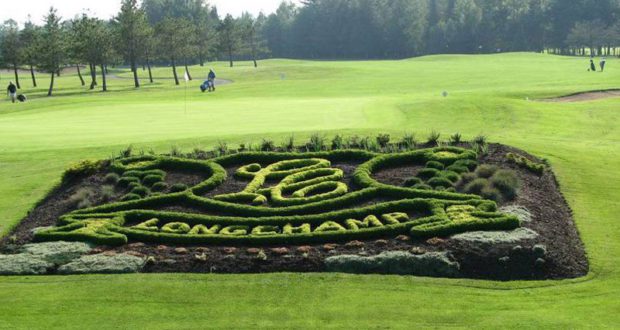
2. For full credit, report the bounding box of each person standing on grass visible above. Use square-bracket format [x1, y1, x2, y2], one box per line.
[600, 57, 606, 72]
[7, 82, 17, 103]
[590, 58, 597, 72]
[208, 69, 216, 92]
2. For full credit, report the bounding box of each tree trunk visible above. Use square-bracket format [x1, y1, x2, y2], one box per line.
[56, 69, 60, 77]
[131, 59, 140, 88]
[172, 59, 179, 85]
[48, 72, 55, 96]
[13, 64, 21, 89]
[30, 65, 37, 87]
[147, 58, 154, 83]
[90, 64, 98, 90]
[105, 65, 109, 75]
[76, 64, 85, 86]
[253, 57, 257, 68]
[184, 60, 192, 81]
[101, 63, 107, 92]
[229, 47, 233, 67]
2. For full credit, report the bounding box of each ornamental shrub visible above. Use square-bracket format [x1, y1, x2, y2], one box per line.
[417, 168, 440, 180]
[143, 174, 164, 187]
[473, 135, 487, 146]
[475, 165, 498, 178]
[459, 172, 477, 185]
[151, 182, 168, 192]
[490, 170, 519, 200]
[426, 161, 445, 170]
[130, 186, 150, 198]
[480, 186, 502, 202]
[427, 177, 453, 189]
[101, 185, 116, 202]
[412, 183, 433, 190]
[440, 170, 460, 183]
[308, 133, 325, 152]
[170, 183, 188, 193]
[454, 159, 478, 171]
[446, 165, 469, 174]
[117, 177, 140, 188]
[121, 193, 142, 202]
[104, 173, 120, 184]
[376, 134, 391, 149]
[282, 135, 295, 152]
[449, 133, 462, 145]
[143, 169, 166, 177]
[426, 131, 441, 145]
[62, 160, 103, 183]
[506, 153, 545, 176]
[399, 133, 416, 150]
[404, 177, 422, 187]
[464, 178, 489, 195]
[331, 135, 344, 150]
[260, 139, 276, 152]
[123, 170, 144, 179]
[128, 182, 142, 190]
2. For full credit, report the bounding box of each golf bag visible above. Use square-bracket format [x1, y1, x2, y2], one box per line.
[200, 80, 212, 92]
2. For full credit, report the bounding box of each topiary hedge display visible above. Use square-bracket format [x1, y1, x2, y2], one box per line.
[35, 147, 522, 247]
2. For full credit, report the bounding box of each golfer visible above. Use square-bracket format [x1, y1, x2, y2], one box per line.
[7, 82, 17, 103]
[208, 69, 216, 92]
[600, 57, 606, 72]
[590, 58, 597, 72]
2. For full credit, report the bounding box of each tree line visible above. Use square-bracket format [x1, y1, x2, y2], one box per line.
[262, 0, 620, 59]
[1, 0, 619, 96]
[0, 0, 267, 96]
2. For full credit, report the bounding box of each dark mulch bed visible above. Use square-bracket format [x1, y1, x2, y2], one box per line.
[0, 144, 589, 280]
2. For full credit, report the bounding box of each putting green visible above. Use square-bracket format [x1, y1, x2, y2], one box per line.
[0, 53, 619, 328]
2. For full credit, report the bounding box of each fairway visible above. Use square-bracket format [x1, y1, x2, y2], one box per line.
[1, 53, 619, 327]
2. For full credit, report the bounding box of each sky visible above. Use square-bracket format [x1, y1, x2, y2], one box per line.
[1, 0, 301, 25]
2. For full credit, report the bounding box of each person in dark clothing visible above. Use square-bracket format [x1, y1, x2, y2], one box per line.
[207, 69, 216, 92]
[590, 58, 597, 72]
[600, 57, 606, 72]
[7, 82, 17, 103]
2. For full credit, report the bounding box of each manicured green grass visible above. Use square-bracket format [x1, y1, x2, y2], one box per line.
[0, 53, 619, 328]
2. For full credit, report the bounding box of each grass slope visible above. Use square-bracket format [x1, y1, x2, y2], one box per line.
[0, 53, 619, 328]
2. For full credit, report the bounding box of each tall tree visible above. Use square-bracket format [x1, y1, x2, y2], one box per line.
[142, 24, 156, 83]
[1, 20, 22, 89]
[194, 1, 217, 66]
[239, 13, 269, 67]
[115, 0, 149, 88]
[95, 21, 117, 92]
[39, 8, 66, 96]
[263, 2, 296, 58]
[155, 17, 194, 85]
[218, 14, 241, 67]
[566, 20, 608, 55]
[20, 20, 41, 87]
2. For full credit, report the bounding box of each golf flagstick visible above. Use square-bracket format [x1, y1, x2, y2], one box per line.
[184, 70, 190, 115]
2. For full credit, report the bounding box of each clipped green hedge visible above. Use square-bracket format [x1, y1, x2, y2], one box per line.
[36, 147, 523, 246]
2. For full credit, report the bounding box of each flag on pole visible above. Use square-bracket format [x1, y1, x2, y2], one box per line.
[184, 71, 190, 83]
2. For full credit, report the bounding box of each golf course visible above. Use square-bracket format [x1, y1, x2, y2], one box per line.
[0, 52, 619, 327]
